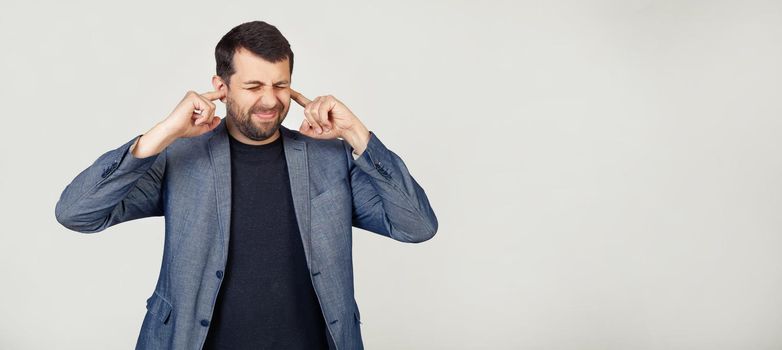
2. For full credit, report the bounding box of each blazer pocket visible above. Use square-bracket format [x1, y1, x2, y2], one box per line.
[311, 176, 350, 207]
[146, 291, 173, 325]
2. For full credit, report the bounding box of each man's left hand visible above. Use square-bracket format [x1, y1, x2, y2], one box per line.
[290, 88, 370, 155]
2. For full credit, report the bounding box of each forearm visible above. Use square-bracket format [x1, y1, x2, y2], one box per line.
[347, 132, 439, 242]
[342, 122, 371, 157]
[55, 135, 165, 233]
[131, 122, 179, 159]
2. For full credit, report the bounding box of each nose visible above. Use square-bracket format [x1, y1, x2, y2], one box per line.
[259, 87, 278, 110]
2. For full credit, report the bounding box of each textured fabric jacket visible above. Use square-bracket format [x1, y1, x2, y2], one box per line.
[54, 121, 438, 349]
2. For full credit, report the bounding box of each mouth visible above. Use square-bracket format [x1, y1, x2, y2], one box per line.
[252, 111, 277, 120]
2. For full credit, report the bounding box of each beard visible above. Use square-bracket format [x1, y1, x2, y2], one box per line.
[226, 96, 286, 141]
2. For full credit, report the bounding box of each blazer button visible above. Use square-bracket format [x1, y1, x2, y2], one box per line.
[215, 270, 223, 279]
[200, 319, 210, 327]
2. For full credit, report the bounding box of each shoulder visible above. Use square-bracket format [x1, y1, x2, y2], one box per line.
[281, 126, 349, 156]
[282, 127, 352, 181]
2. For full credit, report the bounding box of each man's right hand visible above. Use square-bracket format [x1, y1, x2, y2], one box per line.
[131, 90, 226, 158]
[161, 90, 226, 139]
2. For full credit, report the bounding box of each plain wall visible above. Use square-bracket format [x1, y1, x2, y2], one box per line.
[1, 0, 781, 348]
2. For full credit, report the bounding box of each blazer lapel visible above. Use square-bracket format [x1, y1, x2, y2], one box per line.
[280, 125, 314, 269]
[207, 122, 313, 269]
[208, 121, 232, 262]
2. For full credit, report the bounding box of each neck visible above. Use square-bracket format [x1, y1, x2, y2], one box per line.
[226, 117, 281, 145]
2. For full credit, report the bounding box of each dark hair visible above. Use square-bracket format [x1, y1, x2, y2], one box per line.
[215, 21, 294, 88]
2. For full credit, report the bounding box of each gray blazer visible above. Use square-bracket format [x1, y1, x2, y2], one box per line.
[54, 120, 438, 350]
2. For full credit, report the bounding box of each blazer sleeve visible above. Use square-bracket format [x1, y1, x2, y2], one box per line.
[342, 131, 438, 243]
[54, 134, 166, 234]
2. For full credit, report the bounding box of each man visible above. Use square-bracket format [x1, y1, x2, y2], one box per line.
[54, 21, 438, 350]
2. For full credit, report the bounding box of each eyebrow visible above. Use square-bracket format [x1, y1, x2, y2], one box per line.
[243, 80, 290, 86]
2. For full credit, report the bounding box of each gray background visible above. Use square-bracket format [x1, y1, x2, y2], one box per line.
[2, 0, 782, 349]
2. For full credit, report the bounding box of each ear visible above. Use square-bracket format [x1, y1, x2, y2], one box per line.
[212, 75, 228, 103]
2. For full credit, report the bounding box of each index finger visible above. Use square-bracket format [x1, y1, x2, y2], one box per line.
[290, 88, 312, 107]
[200, 90, 226, 101]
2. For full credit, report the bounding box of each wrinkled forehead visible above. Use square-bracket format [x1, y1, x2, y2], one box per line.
[232, 48, 290, 85]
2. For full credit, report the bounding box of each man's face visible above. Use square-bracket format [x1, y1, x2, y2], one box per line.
[223, 47, 291, 141]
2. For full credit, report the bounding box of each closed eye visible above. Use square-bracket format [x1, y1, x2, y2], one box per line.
[246, 86, 287, 90]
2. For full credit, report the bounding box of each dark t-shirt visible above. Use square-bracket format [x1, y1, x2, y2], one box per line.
[203, 131, 330, 349]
